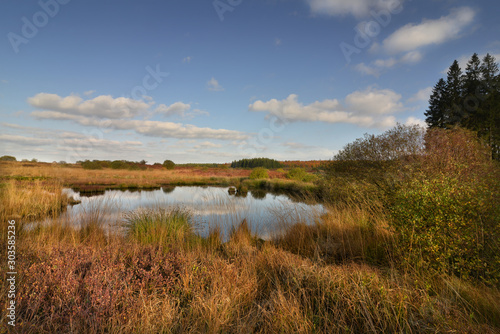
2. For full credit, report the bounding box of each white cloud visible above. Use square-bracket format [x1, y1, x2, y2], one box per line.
[405, 117, 427, 128]
[382, 7, 475, 54]
[281, 142, 313, 150]
[400, 51, 423, 64]
[356, 51, 423, 77]
[408, 87, 433, 103]
[193, 141, 223, 149]
[0, 134, 54, 146]
[305, 0, 396, 18]
[275, 38, 282, 46]
[345, 88, 403, 115]
[355, 63, 381, 77]
[31, 111, 248, 141]
[207, 77, 224, 92]
[155, 102, 191, 117]
[84, 90, 95, 96]
[249, 87, 403, 128]
[183, 56, 192, 63]
[28, 93, 151, 119]
[374, 57, 398, 68]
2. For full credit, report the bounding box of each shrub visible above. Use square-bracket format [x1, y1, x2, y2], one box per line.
[391, 175, 499, 282]
[163, 160, 175, 170]
[81, 160, 103, 170]
[249, 167, 269, 179]
[390, 127, 500, 285]
[111, 160, 129, 169]
[286, 167, 315, 182]
[333, 123, 425, 161]
[0, 155, 16, 161]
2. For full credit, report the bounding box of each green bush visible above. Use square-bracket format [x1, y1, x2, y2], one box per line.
[0, 155, 16, 161]
[249, 167, 269, 179]
[81, 160, 103, 170]
[111, 160, 129, 169]
[390, 128, 500, 285]
[391, 175, 500, 284]
[163, 160, 175, 170]
[286, 167, 316, 182]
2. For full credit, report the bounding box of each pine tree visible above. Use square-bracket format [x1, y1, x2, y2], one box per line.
[426, 53, 500, 160]
[479, 54, 500, 159]
[462, 53, 482, 129]
[425, 78, 447, 128]
[445, 60, 464, 127]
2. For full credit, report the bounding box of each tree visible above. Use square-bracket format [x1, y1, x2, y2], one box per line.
[0, 155, 16, 161]
[163, 160, 175, 170]
[426, 53, 500, 160]
[479, 54, 500, 159]
[333, 124, 426, 162]
[445, 60, 464, 126]
[462, 53, 482, 128]
[425, 79, 448, 128]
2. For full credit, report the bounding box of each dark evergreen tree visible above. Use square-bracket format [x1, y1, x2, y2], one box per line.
[425, 53, 500, 160]
[445, 60, 464, 126]
[425, 78, 447, 128]
[479, 54, 500, 159]
[462, 53, 482, 128]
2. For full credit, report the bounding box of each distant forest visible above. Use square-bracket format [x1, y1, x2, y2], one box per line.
[425, 53, 500, 160]
[230, 158, 283, 169]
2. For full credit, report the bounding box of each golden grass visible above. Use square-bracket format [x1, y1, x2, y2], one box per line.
[1, 173, 499, 333]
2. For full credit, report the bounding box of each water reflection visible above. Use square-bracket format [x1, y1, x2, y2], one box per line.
[61, 186, 325, 239]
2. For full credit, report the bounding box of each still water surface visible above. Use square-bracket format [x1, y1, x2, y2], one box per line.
[61, 186, 325, 239]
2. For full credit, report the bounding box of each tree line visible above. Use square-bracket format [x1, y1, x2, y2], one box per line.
[425, 53, 500, 160]
[230, 158, 283, 169]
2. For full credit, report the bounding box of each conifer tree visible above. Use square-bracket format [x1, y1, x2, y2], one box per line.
[425, 78, 447, 128]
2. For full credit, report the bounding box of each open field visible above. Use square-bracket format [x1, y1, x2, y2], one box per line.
[1, 148, 500, 333]
[0, 161, 316, 195]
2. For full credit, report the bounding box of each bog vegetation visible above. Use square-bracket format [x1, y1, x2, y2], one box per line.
[1, 53, 499, 333]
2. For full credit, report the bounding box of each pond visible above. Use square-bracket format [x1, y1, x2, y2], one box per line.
[61, 186, 325, 240]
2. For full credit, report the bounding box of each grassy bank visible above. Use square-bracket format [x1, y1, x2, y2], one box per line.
[0, 162, 320, 200]
[1, 180, 499, 333]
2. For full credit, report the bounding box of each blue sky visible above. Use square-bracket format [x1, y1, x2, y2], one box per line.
[1, 0, 499, 163]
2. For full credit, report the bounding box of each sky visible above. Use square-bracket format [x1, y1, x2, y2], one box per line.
[1, 0, 499, 164]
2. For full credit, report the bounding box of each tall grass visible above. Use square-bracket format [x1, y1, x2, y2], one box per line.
[2, 156, 500, 332]
[124, 207, 194, 248]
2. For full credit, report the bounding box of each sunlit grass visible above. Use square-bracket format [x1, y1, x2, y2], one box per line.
[1, 162, 499, 333]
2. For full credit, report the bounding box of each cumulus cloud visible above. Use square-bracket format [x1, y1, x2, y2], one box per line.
[28, 93, 151, 119]
[305, 0, 396, 18]
[382, 7, 475, 54]
[408, 87, 433, 103]
[155, 102, 191, 117]
[0, 134, 54, 146]
[356, 51, 424, 77]
[345, 88, 403, 115]
[405, 117, 427, 128]
[207, 77, 224, 92]
[249, 87, 403, 128]
[193, 141, 223, 149]
[355, 63, 381, 77]
[31, 111, 248, 141]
